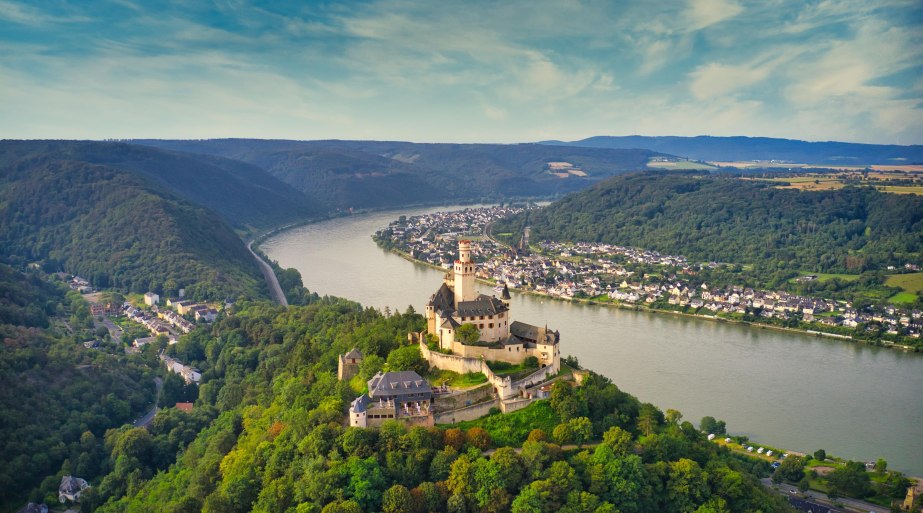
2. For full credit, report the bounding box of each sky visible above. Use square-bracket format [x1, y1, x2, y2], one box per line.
[1, 0, 921, 144]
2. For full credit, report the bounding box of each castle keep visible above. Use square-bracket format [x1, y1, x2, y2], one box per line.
[425, 240, 560, 368]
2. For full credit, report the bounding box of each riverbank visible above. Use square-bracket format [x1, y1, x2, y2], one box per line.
[381, 243, 920, 352]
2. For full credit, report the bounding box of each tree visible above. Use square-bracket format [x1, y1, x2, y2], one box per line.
[550, 381, 580, 422]
[382, 484, 413, 513]
[568, 417, 593, 447]
[827, 461, 870, 498]
[798, 478, 809, 492]
[553, 423, 573, 445]
[665, 409, 682, 425]
[813, 449, 826, 462]
[444, 428, 465, 451]
[526, 429, 548, 443]
[386, 345, 427, 374]
[456, 323, 481, 344]
[874, 458, 887, 473]
[465, 428, 491, 451]
[699, 416, 726, 435]
[774, 455, 805, 482]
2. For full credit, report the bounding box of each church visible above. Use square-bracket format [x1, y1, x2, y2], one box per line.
[424, 240, 560, 368]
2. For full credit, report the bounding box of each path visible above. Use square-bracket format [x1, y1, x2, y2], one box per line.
[134, 377, 163, 428]
[247, 240, 288, 307]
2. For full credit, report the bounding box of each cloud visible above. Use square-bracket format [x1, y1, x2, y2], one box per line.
[0, 0, 90, 25]
[686, 0, 744, 31]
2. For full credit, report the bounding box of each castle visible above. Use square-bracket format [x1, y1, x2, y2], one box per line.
[424, 240, 560, 368]
[346, 240, 563, 427]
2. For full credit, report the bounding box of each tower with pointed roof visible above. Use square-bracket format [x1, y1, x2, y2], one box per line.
[423, 240, 560, 369]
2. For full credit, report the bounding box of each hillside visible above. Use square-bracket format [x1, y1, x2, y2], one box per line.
[493, 172, 923, 274]
[541, 135, 923, 166]
[0, 264, 155, 511]
[134, 139, 657, 210]
[0, 141, 319, 230]
[0, 149, 266, 299]
[50, 295, 792, 513]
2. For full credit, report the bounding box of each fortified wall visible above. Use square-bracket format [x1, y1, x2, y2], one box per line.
[413, 332, 560, 400]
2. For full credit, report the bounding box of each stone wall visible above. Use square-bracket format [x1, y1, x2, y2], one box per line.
[420, 341, 517, 399]
[500, 397, 534, 414]
[434, 399, 500, 424]
[433, 383, 494, 413]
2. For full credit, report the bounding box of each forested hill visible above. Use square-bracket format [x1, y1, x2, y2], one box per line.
[134, 139, 657, 210]
[0, 148, 266, 299]
[70, 294, 791, 513]
[0, 141, 320, 230]
[494, 172, 923, 274]
[541, 135, 923, 165]
[0, 264, 155, 511]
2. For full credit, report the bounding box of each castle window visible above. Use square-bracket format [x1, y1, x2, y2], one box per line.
[479, 324, 484, 329]
[489, 323, 493, 328]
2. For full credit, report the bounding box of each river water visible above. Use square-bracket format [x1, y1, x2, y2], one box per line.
[262, 205, 923, 474]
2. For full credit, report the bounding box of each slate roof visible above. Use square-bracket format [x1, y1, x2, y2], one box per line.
[440, 317, 461, 329]
[456, 294, 508, 317]
[367, 371, 433, 401]
[510, 321, 559, 344]
[428, 283, 454, 311]
[501, 283, 511, 300]
[16, 503, 48, 513]
[343, 348, 363, 360]
[351, 394, 369, 413]
[59, 475, 88, 495]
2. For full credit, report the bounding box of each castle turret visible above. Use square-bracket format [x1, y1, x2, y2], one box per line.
[453, 240, 477, 306]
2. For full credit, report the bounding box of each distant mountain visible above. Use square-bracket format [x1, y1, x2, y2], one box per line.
[0, 141, 319, 230]
[0, 141, 269, 299]
[493, 171, 923, 274]
[134, 139, 658, 210]
[540, 135, 923, 166]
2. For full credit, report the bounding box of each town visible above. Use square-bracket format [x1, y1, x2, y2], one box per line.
[375, 207, 923, 344]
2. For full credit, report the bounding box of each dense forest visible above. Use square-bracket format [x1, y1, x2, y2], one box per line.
[36, 266, 792, 513]
[0, 141, 320, 231]
[135, 139, 657, 210]
[494, 172, 923, 275]
[541, 135, 923, 165]
[0, 154, 267, 299]
[0, 264, 155, 510]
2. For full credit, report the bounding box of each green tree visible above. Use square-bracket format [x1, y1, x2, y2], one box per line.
[775, 456, 805, 482]
[385, 345, 427, 374]
[456, 323, 481, 344]
[550, 381, 580, 422]
[382, 484, 413, 513]
[813, 449, 826, 461]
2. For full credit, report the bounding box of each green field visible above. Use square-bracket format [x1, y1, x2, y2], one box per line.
[426, 368, 488, 388]
[889, 292, 918, 304]
[794, 272, 860, 283]
[886, 272, 923, 293]
[647, 160, 716, 170]
[452, 400, 560, 447]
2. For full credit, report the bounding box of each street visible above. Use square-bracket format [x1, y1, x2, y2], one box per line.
[760, 478, 889, 513]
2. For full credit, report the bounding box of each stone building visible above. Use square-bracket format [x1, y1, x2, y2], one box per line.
[424, 240, 560, 368]
[337, 348, 363, 381]
[349, 370, 434, 428]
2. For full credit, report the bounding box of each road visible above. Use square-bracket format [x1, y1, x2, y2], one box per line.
[760, 478, 888, 513]
[134, 377, 163, 428]
[247, 240, 289, 307]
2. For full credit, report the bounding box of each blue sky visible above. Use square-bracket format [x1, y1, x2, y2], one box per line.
[1, 0, 921, 144]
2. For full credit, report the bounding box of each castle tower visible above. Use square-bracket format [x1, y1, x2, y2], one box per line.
[453, 240, 477, 306]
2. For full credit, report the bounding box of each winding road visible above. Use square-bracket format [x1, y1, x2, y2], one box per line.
[247, 240, 289, 307]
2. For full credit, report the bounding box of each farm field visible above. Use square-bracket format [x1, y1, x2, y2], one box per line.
[647, 159, 716, 170]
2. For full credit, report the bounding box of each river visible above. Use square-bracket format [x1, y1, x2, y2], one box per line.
[262, 205, 923, 474]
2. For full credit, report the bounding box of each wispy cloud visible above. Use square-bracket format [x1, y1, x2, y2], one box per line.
[0, 0, 920, 143]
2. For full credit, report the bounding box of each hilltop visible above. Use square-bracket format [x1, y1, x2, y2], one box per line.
[541, 135, 923, 166]
[133, 139, 657, 210]
[0, 141, 319, 231]
[494, 172, 923, 277]
[0, 142, 271, 299]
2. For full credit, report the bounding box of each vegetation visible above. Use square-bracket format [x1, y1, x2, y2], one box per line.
[544, 135, 923, 165]
[0, 141, 319, 231]
[0, 265, 156, 510]
[23, 289, 789, 513]
[496, 172, 922, 276]
[136, 139, 657, 210]
[0, 149, 269, 300]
